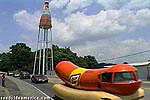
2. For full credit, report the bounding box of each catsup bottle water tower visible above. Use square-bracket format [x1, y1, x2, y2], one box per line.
[33, 1, 54, 75]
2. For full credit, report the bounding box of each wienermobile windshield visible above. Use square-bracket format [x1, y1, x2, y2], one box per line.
[114, 72, 135, 83]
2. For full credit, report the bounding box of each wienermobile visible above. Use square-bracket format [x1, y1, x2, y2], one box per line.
[52, 61, 147, 100]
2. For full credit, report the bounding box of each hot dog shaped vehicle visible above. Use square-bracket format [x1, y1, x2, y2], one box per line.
[55, 61, 143, 96]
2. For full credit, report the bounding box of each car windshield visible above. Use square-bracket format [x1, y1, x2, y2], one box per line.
[114, 72, 135, 83]
[23, 72, 29, 74]
[35, 75, 46, 78]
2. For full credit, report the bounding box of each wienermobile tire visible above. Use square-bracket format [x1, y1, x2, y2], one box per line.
[52, 84, 144, 100]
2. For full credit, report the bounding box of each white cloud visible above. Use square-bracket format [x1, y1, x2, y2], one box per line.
[52, 18, 75, 45]
[13, 10, 42, 51]
[13, 10, 41, 31]
[72, 39, 150, 64]
[125, 0, 150, 10]
[96, 0, 150, 10]
[50, 0, 94, 14]
[50, 0, 69, 9]
[108, 39, 150, 63]
[50, 0, 127, 13]
[13, 9, 150, 46]
[64, 0, 93, 14]
[63, 11, 126, 45]
[96, 0, 130, 9]
[117, 9, 150, 32]
[50, 0, 150, 14]
[62, 9, 150, 45]
[13, 8, 150, 63]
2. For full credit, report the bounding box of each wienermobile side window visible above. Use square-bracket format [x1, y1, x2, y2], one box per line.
[102, 73, 112, 83]
[114, 72, 135, 83]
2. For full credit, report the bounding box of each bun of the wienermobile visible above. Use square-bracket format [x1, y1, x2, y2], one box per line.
[55, 61, 142, 96]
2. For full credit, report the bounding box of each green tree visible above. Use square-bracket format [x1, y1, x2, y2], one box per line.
[76, 57, 88, 68]
[9, 43, 34, 72]
[84, 55, 98, 69]
[0, 43, 113, 73]
[0, 53, 13, 71]
[53, 45, 88, 68]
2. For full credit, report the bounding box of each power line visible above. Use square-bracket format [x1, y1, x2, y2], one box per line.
[99, 49, 150, 62]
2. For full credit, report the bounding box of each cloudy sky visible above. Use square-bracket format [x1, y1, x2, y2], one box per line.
[1, 0, 150, 64]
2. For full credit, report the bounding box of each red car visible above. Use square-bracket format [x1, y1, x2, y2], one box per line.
[31, 75, 48, 83]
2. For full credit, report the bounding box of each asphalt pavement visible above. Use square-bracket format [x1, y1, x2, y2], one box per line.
[0, 76, 150, 100]
[6, 76, 52, 98]
[141, 82, 150, 100]
[0, 76, 57, 99]
[23, 79, 54, 97]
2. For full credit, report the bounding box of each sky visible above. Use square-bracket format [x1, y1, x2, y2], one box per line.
[1, 0, 150, 64]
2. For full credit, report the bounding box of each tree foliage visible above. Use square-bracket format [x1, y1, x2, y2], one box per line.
[0, 43, 116, 73]
[0, 43, 34, 73]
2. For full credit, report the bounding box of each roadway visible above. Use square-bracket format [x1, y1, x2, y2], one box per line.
[1, 76, 149, 100]
[0, 76, 55, 98]
[141, 82, 150, 100]
[18, 78, 61, 100]
[22, 79, 54, 97]
[22, 78, 150, 100]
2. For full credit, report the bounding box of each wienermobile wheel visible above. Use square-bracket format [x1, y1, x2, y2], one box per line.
[52, 84, 144, 100]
